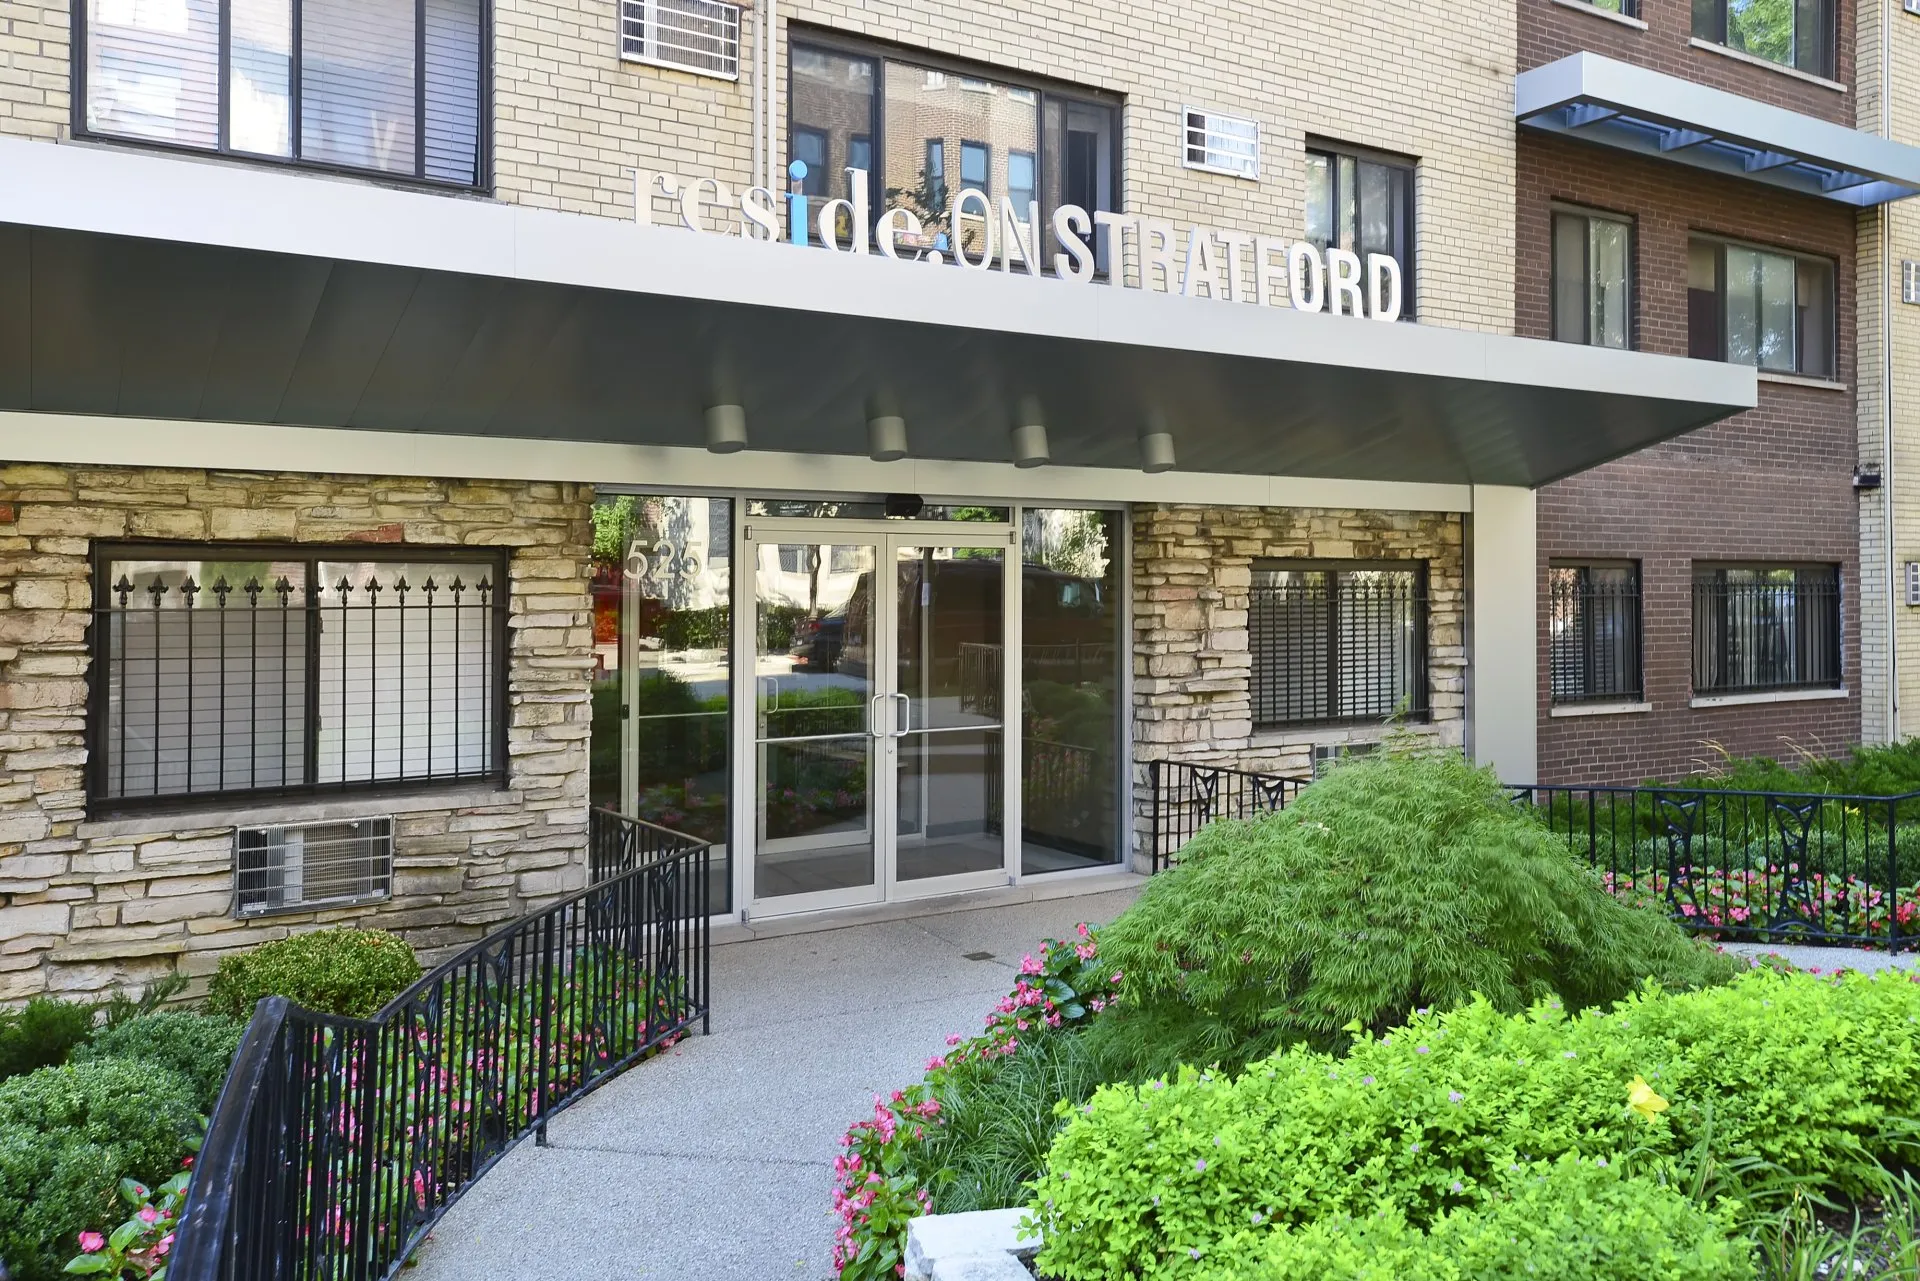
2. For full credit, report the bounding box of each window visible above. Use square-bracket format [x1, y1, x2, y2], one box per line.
[1182, 108, 1259, 180]
[924, 138, 946, 209]
[1552, 210, 1632, 350]
[1549, 564, 1643, 704]
[960, 140, 990, 193]
[80, 0, 484, 187]
[1008, 149, 1036, 210]
[91, 545, 506, 811]
[1692, 564, 1841, 694]
[849, 133, 872, 174]
[1688, 237, 1835, 378]
[1306, 145, 1415, 316]
[618, 0, 741, 79]
[788, 36, 1120, 271]
[1248, 563, 1428, 727]
[1693, 0, 1833, 78]
[1582, 0, 1637, 12]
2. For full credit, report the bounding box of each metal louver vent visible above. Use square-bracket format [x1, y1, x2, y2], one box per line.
[234, 817, 395, 918]
[619, 0, 741, 79]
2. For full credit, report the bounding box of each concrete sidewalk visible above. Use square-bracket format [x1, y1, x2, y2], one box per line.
[406, 883, 1143, 1281]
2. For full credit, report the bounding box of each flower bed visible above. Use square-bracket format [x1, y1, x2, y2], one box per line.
[1604, 866, 1920, 939]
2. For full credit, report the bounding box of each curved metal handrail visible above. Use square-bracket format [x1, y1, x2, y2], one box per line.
[171, 811, 710, 1281]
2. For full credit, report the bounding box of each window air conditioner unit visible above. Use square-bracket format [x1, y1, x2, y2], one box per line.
[1905, 0, 1920, 17]
[1313, 742, 1378, 776]
[234, 817, 395, 918]
[1182, 107, 1260, 180]
[618, 0, 741, 79]
[1907, 562, 1920, 607]
[1904, 261, 1920, 305]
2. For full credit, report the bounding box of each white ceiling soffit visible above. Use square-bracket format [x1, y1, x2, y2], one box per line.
[1516, 52, 1920, 206]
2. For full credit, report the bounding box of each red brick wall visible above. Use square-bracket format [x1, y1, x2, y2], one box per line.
[1521, 133, 1862, 783]
[1520, 0, 1853, 121]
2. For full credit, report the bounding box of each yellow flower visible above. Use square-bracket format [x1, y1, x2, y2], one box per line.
[1627, 1076, 1668, 1123]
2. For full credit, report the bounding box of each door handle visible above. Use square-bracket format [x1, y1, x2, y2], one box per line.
[892, 691, 911, 738]
[870, 693, 890, 739]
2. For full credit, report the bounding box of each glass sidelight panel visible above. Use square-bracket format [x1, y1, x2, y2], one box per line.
[894, 546, 1005, 883]
[753, 542, 877, 900]
[1019, 510, 1123, 873]
[588, 495, 733, 912]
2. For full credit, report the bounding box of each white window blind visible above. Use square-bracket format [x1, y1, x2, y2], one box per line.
[618, 0, 741, 79]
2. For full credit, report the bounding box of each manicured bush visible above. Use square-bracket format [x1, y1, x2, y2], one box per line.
[206, 927, 421, 1019]
[76, 1011, 247, 1112]
[1031, 969, 1920, 1281]
[1091, 742, 1741, 1072]
[0, 1058, 198, 1281]
[1184, 1155, 1753, 1281]
[0, 997, 97, 1082]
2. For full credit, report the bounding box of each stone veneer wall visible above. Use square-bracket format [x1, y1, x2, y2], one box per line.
[1130, 504, 1465, 864]
[0, 463, 595, 1001]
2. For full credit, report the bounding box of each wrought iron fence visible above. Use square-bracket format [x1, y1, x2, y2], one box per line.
[1148, 760, 1311, 871]
[171, 809, 710, 1281]
[1515, 783, 1918, 950]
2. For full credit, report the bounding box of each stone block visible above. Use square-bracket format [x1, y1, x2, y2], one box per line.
[0, 901, 69, 936]
[905, 1210, 1038, 1281]
[209, 508, 298, 540]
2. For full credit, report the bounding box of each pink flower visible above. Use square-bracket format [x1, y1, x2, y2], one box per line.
[139, 1206, 160, 1224]
[78, 1233, 105, 1254]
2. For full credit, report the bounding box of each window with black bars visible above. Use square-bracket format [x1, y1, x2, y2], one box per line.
[1691, 564, 1841, 696]
[90, 544, 508, 812]
[1549, 564, 1642, 704]
[1248, 563, 1428, 727]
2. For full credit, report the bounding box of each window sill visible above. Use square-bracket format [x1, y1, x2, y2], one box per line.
[1550, 700, 1651, 718]
[618, 52, 739, 83]
[1548, 0, 1648, 31]
[1757, 370, 1847, 392]
[80, 784, 518, 840]
[1689, 687, 1849, 709]
[1686, 38, 1846, 93]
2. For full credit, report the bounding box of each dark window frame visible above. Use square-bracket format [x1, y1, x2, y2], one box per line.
[1690, 561, 1842, 696]
[70, 0, 494, 192]
[1248, 559, 1431, 730]
[1550, 205, 1636, 350]
[1304, 139, 1418, 320]
[924, 136, 946, 208]
[1692, 0, 1835, 79]
[959, 138, 991, 195]
[87, 540, 511, 817]
[1548, 561, 1644, 704]
[785, 25, 1124, 276]
[1687, 233, 1838, 378]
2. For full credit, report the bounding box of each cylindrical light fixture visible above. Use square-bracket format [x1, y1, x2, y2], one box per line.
[1139, 430, 1176, 474]
[704, 403, 748, 453]
[1010, 397, 1049, 468]
[868, 414, 908, 461]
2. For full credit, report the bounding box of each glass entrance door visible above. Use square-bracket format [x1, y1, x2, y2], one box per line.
[744, 525, 1011, 913]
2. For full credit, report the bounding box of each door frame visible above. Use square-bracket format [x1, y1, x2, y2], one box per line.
[735, 517, 1020, 919]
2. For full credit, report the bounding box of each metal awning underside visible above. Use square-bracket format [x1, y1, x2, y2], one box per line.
[0, 136, 1756, 489]
[1516, 52, 1920, 206]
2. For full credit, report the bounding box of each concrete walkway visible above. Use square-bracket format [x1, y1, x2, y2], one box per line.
[406, 883, 1143, 1281]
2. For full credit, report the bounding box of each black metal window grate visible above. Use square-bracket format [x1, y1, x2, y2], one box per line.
[91, 544, 508, 813]
[1549, 563, 1643, 704]
[1692, 564, 1841, 696]
[1248, 562, 1428, 728]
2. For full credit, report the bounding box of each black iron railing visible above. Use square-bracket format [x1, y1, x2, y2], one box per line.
[1248, 566, 1428, 728]
[1148, 760, 1311, 871]
[1148, 760, 1918, 951]
[171, 809, 710, 1281]
[1516, 783, 1916, 951]
[1548, 565, 1642, 704]
[1691, 567, 1842, 695]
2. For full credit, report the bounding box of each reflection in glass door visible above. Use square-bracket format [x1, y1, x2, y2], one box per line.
[893, 545, 1005, 885]
[751, 540, 879, 905]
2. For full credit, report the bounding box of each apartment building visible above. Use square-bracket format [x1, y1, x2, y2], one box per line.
[0, 0, 1761, 998]
[1520, 0, 1920, 782]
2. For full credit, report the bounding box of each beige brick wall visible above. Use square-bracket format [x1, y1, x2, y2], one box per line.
[496, 0, 1516, 332]
[1856, 0, 1920, 743]
[0, 1, 1516, 335]
[0, 464, 595, 1000]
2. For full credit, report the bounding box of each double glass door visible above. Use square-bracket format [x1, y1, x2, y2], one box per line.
[745, 523, 1011, 912]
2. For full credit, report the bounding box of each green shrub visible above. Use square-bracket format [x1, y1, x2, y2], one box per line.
[0, 997, 97, 1082]
[206, 927, 421, 1019]
[1187, 1156, 1753, 1281]
[0, 1058, 198, 1281]
[1032, 969, 1920, 1281]
[75, 1011, 246, 1111]
[1092, 743, 1741, 1072]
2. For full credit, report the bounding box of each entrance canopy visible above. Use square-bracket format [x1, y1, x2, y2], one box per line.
[0, 137, 1754, 488]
